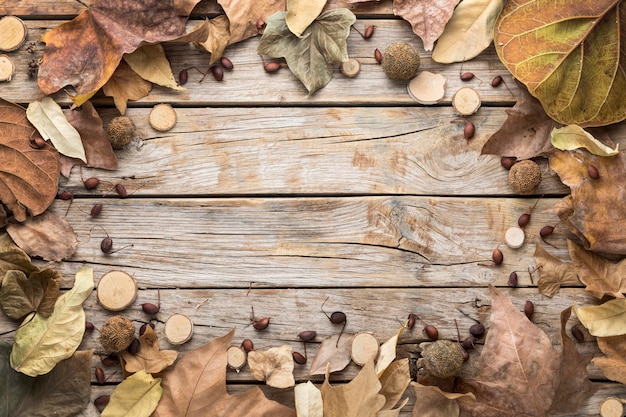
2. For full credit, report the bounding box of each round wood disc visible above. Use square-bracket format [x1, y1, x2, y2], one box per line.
[504, 226, 525, 249]
[408, 71, 446, 104]
[149, 103, 177, 132]
[227, 345, 247, 371]
[0, 16, 27, 52]
[97, 270, 138, 311]
[0, 55, 15, 82]
[350, 332, 379, 366]
[341, 58, 361, 78]
[600, 398, 625, 417]
[165, 313, 193, 345]
[452, 87, 481, 115]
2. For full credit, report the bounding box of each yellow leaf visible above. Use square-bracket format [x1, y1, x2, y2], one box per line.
[378, 359, 410, 411]
[248, 345, 295, 388]
[575, 299, 626, 337]
[321, 361, 385, 417]
[375, 325, 404, 376]
[102, 370, 162, 417]
[295, 381, 323, 417]
[286, 0, 327, 37]
[551, 125, 619, 156]
[10, 267, 94, 376]
[124, 44, 184, 91]
[102, 60, 152, 115]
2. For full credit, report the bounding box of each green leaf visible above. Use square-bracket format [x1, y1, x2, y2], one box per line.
[0, 268, 60, 319]
[102, 370, 162, 417]
[0, 340, 93, 417]
[494, 0, 626, 127]
[286, 0, 327, 37]
[575, 299, 626, 337]
[26, 97, 87, 162]
[0, 233, 38, 283]
[258, 9, 355, 95]
[10, 267, 94, 376]
[550, 125, 619, 156]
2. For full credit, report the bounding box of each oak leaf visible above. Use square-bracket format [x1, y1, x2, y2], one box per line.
[0, 98, 59, 222]
[38, 0, 204, 106]
[568, 240, 626, 298]
[217, 0, 286, 45]
[457, 286, 596, 416]
[593, 334, 626, 384]
[0, 268, 61, 320]
[102, 370, 162, 417]
[494, 0, 626, 127]
[0, 232, 38, 282]
[102, 60, 152, 115]
[258, 9, 355, 95]
[549, 148, 626, 254]
[392, 0, 460, 51]
[575, 299, 626, 337]
[0, 341, 93, 417]
[153, 329, 296, 417]
[248, 345, 295, 388]
[309, 333, 355, 375]
[534, 243, 579, 297]
[321, 361, 385, 417]
[119, 325, 178, 375]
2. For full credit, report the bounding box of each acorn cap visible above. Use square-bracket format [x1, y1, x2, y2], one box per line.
[382, 42, 420, 81]
[508, 159, 542, 194]
[100, 316, 135, 353]
[105, 116, 135, 149]
[422, 339, 465, 378]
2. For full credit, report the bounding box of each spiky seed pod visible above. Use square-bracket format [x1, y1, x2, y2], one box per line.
[381, 42, 420, 80]
[421, 339, 465, 378]
[100, 316, 135, 353]
[105, 116, 135, 149]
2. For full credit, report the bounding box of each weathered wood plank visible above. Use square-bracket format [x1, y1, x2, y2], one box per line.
[42, 196, 572, 289]
[4, 20, 521, 105]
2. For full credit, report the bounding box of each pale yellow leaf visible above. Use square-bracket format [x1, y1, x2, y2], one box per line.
[248, 345, 295, 388]
[10, 267, 94, 376]
[286, 0, 327, 37]
[375, 325, 404, 376]
[575, 299, 626, 337]
[123, 44, 184, 90]
[102, 370, 162, 417]
[102, 60, 152, 115]
[295, 381, 323, 417]
[26, 97, 86, 162]
[321, 361, 385, 417]
[432, 0, 504, 63]
[551, 125, 619, 156]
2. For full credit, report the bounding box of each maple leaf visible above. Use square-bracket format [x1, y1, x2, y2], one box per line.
[593, 334, 626, 384]
[248, 345, 295, 388]
[457, 286, 597, 416]
[217, 0, 286, 45]
[0, 268, 61, 320]
[153, 329, 295, 417]
[38, 0, 204, 106]
[534, 243, 580, 297]
[392, 0, 460, 51]
[119, 325, 178, 376]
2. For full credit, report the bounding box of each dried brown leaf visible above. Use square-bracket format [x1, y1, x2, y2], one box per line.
[0, 232, 38, 282]
[568, 240, 626, 298]
[217, 0, 286, 45]
[6, 211, 78, 262]
[248, 345, 295, 388]
[119, 325, 178, 375]
[102, 60, 152, 115]
[534, 243, 579, 297]
[593, 334, 626, 384]
[0, 268, 61, 319]
[378, 358, 410, 411]
[411, 382, 475, 417]
[392, 0, 460, 51]
[309, 333, 355, 376]
[195, 16, 231, 65]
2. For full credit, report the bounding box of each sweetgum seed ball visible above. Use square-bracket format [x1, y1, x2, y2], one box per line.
[100, 316, 135, 353]
[382, 42, 420, 80]
[105, 116, 135, 149]
[508, 159, 542, 194]
[422, 340, 465, 378]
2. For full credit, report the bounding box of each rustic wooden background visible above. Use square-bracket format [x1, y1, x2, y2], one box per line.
[1, 0, 626, 415]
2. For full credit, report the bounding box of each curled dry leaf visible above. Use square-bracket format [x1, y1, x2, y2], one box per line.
[533, 243, 579, 297]
[119, 325, 178, 376]
[248, 345, 295, 388]
[575, 299, 626, 337]
[378, 358, 411, 411]
[294, 381, 323, 417]
[195, 16, 231, 65]
[375, 325, 405, 376]
[217, 0, 286, 45]
[124, 44, 185, 91]
[0, 268, 61, 320]
[0, 232, 38, 281]
[392, 0, 460, 51]
[593, 334, 626, 384]
[309, 333, 355, 376]
[551, 125, 619, 156]
[0, 98, 59, 222]
[102, 370, 162, 417]
[102, 60, 152, 115]
[411, 382, 475, 417]
[568, 240, 626, 298]
[7, 211, 78, 262]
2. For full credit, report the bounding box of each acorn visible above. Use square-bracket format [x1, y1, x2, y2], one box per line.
[105, 116, 135, 149]
[100, 316, 136, 353]
[381, 42, 420, 80]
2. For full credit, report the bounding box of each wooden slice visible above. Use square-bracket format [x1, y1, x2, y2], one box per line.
[504, 226, 525, 249]
[341, 58, 361, 78]
[165, 313, 193, 345]
[227, 345, 247, 371]
[600, 398, 625, 417]
[350, 332, 379, 366]
[408, 71, 446, 104]
[149, 103, 177, 132]
[96, 270, 138, 311]
[452, 87, 481, 115]
[0, 55, 15, 82]
[0, 16, 27, 52]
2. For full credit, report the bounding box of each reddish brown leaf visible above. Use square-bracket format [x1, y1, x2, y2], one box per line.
[0, 98, 59, 222]
[392, 0, 460, 51]
[217, 0, 286, 45]
[6, 212, 78, 262]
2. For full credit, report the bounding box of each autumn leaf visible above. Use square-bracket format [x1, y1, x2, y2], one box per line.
[6, 211, 78, 262]
[575, 299, 626, 337]
[494, 0, 626, 127]
[286, 0, 327, 37]
[0, 268, 61, 320]
[195, 16, 231, 65]
[457, 285, 596, 416]
[534, 243, 580, 297]
[119, 325, 178, 375]
[294, 381, 323, 417]
[411, 382, 475, 417]
[321, 360, 386, 417]
[378, 359, 410, 412]
[10, 267, 94, 377]
[102, 370, 162, 417]
[481, 85, 558, 159]
[593, 334, 626, 384]
[102, 60, 152, 115]
[124, 44, 185, 91]
[38, 0, 204, 106]
[431, 0, 504, 63]
[153, 329, 296, 417]
[392, 0, 460, 51]
[568, 240, 626, 298]
[217, 0, 286, 45]
[551, 125, 619, 156]
[0, 341, 93, 417]
[258, 9, 355, 95]
[309, 333, 355, 376]
[0, 232, 38, 281]
[248, 345, 295, 388]
[375, 325, 404, 376]
[0, 98, 59, 222]
[26, 97, 87, 162]
[549, 148, 626, 254]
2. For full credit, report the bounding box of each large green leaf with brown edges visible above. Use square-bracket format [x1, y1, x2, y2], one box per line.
[494, 0, 626, 127]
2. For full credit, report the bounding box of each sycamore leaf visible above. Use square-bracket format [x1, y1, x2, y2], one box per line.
[309, 333, 355, 376]
[568, 240, 626, 298]
[432, 0, 505, 63]
[0, 341, 93, 417]
[551, 125, 619, 156]
[593, 335, 626, 384]
[457, 285, 596, 416]
[321, 361, 386, 417]
[411, 382, 475, 417]
[0, 268, 61, 320]
[494, 0, 626, 127]
[258, 9, 355, 95]
[286, 0, 327, 37]
[392, 0, 460, 51]
[248, 345, 295, 388]
[377, 398, 409, 417]
[7, 211, 78, 262]
[534, 243, 580, 297]
[295, 381, 323, 417]
[378, 359, 410, 411]
[102, 370, 162, 417]
[0, 233, 38, 281]
[153, 329, 296, 417]
[375, 325, 404, 376]
[124, 44, 184, 91]
[37, 0, 204, 106]
[10, 267, 94, 377]
[217, 0, 286, 45]
[0, 98, 60, 222]
[119, 325, 178, 375]
[102, 60, 152, 115]
[195, 16, 231, 65]
[26, 97, 86, 162]
[575, 299, 626, 337]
